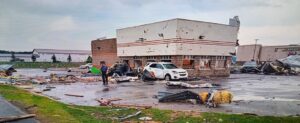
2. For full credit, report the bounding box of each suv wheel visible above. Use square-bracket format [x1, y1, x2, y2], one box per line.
[165, 75, 171, 81]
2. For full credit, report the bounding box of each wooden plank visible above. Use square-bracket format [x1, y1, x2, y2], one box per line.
[0, 114, 36, 122]
[64, 94, 84, 97]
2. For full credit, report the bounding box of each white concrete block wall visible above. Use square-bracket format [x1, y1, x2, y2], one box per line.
[176, 44, 235, 56]
[177, 19, 238, 42]
[117, 19, 177, 43]
[117, 43, 177, 56]
[260, 46, 300, 62]
[117, 18, 238, 57]
[176, 19, 238, 56]
[236, 45, 261, 62]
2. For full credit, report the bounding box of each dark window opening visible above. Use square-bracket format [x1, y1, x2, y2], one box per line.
[182, 60, 195, 69]
[161, 60, 171, 62]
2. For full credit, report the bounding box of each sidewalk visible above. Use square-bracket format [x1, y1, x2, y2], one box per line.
[0, 96, 37, 123]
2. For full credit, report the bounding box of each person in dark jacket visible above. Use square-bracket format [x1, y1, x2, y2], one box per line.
[100, 61, 109, 85]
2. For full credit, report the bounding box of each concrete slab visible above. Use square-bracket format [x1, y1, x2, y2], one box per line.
[0, 96, 37, 123]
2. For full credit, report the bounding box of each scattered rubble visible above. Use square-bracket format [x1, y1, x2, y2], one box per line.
[64, 94, 84, 97]
[166, 81, 219, 89]
[111, 104, 152, 109]
[96, 98, 122, 106]
[139, 116, 152, 121]
[50, 73, 78, 83]
[0, 64, 16, 76]
[205, 90, 233, 108]
[118, 110, 142, 121]
[232, 55, 300, 75]
[0, 64, 17, 84]
[158, 91, 202, 104]
[97, 98, 111, 106]
[141, 69, 156, 81]
[42, 88, 51, 91]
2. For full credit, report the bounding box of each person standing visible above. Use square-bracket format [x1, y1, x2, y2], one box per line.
[100, 61, 108, 85]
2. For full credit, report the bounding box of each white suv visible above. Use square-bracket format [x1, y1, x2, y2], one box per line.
[143, 62, 188, 80]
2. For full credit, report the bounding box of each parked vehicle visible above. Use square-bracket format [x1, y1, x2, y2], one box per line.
[79, 63, 93, 69]
[108, 63, 132, 76]
[241, 61, 260, 73]
[143, 62, 188, 80]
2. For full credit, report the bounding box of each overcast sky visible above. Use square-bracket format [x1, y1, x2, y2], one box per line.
[0, 0, 299, 51]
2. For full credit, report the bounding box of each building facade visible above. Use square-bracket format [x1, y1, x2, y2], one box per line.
[33, 49, 91, 62]
[236, 44, 262, 62]
[0, 54, 32, 62]
[91, 38, 118, 67]
[260, 45, 300, 62]
[237, 44, 300, 62]
[117, 18, 240, 77]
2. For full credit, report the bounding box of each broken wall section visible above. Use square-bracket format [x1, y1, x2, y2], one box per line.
[91, 38, 119, 67]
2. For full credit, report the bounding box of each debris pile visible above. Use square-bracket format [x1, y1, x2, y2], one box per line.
[0, 64, 17, 84]
[141, 69, 156, 81]
[50, 73, 78, 83]
[157, 90, 233, 108]
[0, 64, 16, 77]
[260, 55, 300, 75]
[96, 98, 122, 106]
[166, 81, 219, 89]
[80, 73, 101, 82]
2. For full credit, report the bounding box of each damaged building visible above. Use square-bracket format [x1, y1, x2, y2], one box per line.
[237, 44, 300, 63]
[91, 38, 119, 67]
[116, 17, 240, 77]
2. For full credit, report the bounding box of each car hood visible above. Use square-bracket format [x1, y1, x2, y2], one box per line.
[168, 68, 187, 72]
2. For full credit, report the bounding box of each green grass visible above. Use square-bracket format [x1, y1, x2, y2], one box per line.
[0, 85, 299, 123]
[0, 62, 83, 68]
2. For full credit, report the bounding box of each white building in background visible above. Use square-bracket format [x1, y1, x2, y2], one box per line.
[0, 54, 32, 62]
[237, 44, 300, 62]
[33, 49, 91, 62]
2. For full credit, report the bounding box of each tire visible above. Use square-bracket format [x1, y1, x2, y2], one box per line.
[165, 74, 172, 81]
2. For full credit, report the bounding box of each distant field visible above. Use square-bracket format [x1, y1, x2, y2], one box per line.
[0, 62, 84, 68]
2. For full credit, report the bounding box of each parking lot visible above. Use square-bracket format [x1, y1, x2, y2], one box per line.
[15, 69, 300, 116]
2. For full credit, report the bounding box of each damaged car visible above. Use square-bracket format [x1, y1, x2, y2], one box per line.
[260, 55, 300, 75]
[240, 61, 260, 73]
[143, 62, 188, 81]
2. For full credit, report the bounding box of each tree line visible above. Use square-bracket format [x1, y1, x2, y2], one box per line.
[9, 53, 92, 63]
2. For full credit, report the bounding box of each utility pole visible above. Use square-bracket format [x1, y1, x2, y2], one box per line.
[252, 39, 258, 61]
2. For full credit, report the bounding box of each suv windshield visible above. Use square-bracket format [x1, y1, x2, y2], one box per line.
[163, 64, 177, 69]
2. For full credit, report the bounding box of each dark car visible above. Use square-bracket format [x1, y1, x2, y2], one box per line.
[241, 61, 260, 73]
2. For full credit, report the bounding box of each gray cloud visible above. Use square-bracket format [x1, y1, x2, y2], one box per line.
[0, 0, 299, 51]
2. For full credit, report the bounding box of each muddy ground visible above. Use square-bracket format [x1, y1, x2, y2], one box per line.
[14, 69, 300, 116]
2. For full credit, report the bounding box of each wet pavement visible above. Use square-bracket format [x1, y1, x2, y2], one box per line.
[0, 96, 37, 123]
[13, 69, 300, 116]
